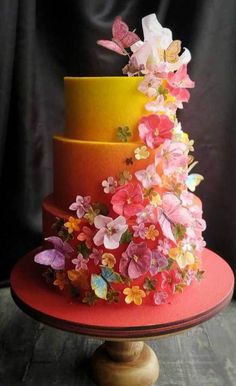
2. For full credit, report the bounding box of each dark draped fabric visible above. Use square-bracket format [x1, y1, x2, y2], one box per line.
[0, 0, 235, 291]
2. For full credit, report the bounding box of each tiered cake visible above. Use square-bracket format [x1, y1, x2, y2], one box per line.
[35, 14, 206, 306]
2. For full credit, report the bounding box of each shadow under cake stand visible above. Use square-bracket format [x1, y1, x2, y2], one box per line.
[10, 248, 234, 386]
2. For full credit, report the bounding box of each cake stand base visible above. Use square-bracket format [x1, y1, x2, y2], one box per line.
[91, 341, 159, 386]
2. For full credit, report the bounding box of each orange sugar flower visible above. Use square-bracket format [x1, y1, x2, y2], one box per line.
[101, 253, 116, 269]
[67, 269, 90, 290]
[145, 224, 159, 240]
[77, 226, 94, 248]
[123, 286, 146, 305]
[64, 216, 81, 234]
[53, 271, 68, 290]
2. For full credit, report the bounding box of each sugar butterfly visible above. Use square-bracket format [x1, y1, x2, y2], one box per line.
[97, 16, 140, 55]
[91, 267, 123, 300]
[159, 40, 182, 63]
[34, 236, 73, 270]
[186, 161, 204, 192]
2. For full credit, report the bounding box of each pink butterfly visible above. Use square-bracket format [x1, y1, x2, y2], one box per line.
[97, 16, 140, 55]
[34, 236, 73, 270]
[158, 193, 194, 243]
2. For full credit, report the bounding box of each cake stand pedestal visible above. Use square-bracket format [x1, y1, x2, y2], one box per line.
[10, 248, 234, 386]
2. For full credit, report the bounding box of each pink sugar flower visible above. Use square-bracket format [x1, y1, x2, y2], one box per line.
[77, 226, 94, 248]
[102, 176, 117, 194]
[72, 253, 88, 271]
[132, 222, 148, 239]
[136, 204, 158, 224]
[145, 94, 177, 115]
[160, 269, 181, 293]
[155, 140, 189, 175]
[93, 215, 128, 249]
[111, 183, 144, 218]
[167, 64, 195, 89]
[138, 74, 161, 98]
[89, 248, 103, 265]
[138, 114, 174, 149]
[135, 164, 161, 189]
[69, 195, 91, 218]
[154, 291, 169, 305]
[119, 241, 152, 279]
[157, 239, 171, 255]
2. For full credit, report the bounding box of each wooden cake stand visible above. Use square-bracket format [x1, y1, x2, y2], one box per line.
[10, 248, 234, 386]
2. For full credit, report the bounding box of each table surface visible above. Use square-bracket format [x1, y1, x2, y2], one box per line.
[10, 247, 234, 339]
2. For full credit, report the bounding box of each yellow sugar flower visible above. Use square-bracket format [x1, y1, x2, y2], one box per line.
[64, 216, 81, 234]
[101, 253, 116, 269]
[134, 145, 150, 160]
[145, 225, 159, 241]
[118, 170, 132, 185]
[150, 191, 162, 207]
[169, 247, 195, 269]
[123, 286, 146, 306]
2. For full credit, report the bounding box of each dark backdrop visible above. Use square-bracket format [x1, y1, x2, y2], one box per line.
[0, 0, 235, 288]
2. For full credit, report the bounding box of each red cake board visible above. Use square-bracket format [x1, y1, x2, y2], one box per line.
[10, 248, 234, 340]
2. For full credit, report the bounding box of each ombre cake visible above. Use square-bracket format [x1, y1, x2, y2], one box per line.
[35, 14, 206, 306]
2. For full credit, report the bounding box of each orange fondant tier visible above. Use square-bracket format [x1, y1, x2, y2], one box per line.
[53, 135, 156, 211]
[64, 77, 147, 142]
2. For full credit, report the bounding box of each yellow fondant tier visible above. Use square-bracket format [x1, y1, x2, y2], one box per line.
[53, 135, 155, 210]
[64, 76, 147, 142]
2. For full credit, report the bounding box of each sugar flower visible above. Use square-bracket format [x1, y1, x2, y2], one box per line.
[64, 216, 81, 234]
[155, 140, 189, 175]
[72, 253, 88, 271]
[118, 170, 132, 185]
[158, 238, 171, 255]
[93, 215, 128, 249]
[132, 222, 148, 239]
[169, 247, 195, 269]
[134, 145, 150, 160]
[145, 224, 159, 240]
[101, 253, 116, 268]
[161, 269, 181, 293]
[53, 272, 68, 290]
[136, 204, 158, 224]
[138, 114, 174, 149]
[167, 64, 195, 89]
[150, 250, 168, 276]
[135, 164, 161, 189]
[111, 183, 144, 218]
[138, 74, 161, 98]
[123, 286, 146, 305]
[69, 195, 91, 218]
[34, 236, 73, 270]
[102, 176, 117, 194]
[154, 291, 168, 305]
[119, 241, 152, 279]
[77, 226, 94, 248]
[89, 248, 103, 265]
[130, 13, 191, 72]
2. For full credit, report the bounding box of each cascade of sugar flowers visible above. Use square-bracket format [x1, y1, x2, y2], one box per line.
[34, 14, 206, 306]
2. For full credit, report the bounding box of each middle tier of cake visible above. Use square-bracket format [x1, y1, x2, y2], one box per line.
[53, 135, 156, 211]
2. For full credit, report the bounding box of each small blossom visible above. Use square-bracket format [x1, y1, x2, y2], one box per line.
[150, 250, 168, 276]
[135, 164, 161, 189]
[158, 239, 171, 255]
[111, 183, 144, 218]
[145, 224, 159, 241]
[160, 270, 181, 293]
[69, 195, 91, 218]
[134, 145, 150, 160]
[53, 271, 68, 290]
[132, 222, 148, 239]
[169, 247, 195, 269]
[138, 114, 174, 149]
[89, 248, 103, 265]
[84, 206, 100, 225]
[102, 176, 118, 194]
[149, 191, 162, 207]
[123, 286, 146, 305]
[155, 140, 189, 175]
[72, 253, 88, 271]
[101, 253, 116, 268]
[154, 291, 168, 305]
[120, 241, 152, 279]
[118, 170, 132, 185]
[93, 215, 128, 249]
[138, 74, 161, 98]
[77, 226, 94, 248]
[64, 216, 81, 234]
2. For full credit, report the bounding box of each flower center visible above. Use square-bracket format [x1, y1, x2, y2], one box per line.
[106, 226, 115, 235]
[154, 128, 159, 136]
[127, 198, 132, 204]
[133, 254, 139, 262]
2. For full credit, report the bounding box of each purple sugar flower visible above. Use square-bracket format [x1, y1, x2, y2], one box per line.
[150, 250, 168, 276]
[119, 241, 152, 279]
[69, 195, 91, 218]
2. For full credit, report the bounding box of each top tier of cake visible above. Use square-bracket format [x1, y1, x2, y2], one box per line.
[64, 77, 147, 142]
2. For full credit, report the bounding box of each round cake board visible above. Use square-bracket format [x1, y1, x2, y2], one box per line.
[10, 248, 234, 386]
